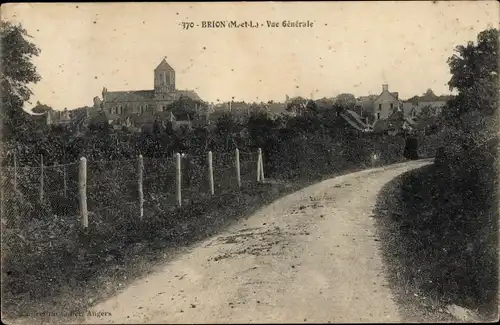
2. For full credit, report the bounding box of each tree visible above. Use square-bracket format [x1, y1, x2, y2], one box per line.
[335, 93, 357, 109]
[286, 96, 306, 114]
[423, 89, 437, 98]
[32, 101, 52, 114]
[167, 96, 204, 120]
[446, 28, 498, 116]
[443, 28, 498, 152]
[315, 97, 335, 111]
[1, 21, 41, 140]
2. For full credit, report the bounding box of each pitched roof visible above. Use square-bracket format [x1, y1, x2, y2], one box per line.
[373, 89, 402, 103]
[103, 89, 202, 103]
[356, 95, 377, 112]
[405, 94, 453, 104]
[344, 109, 368, 128]
[175, 90, 202, 102]
[104, 90, 155, 102]
[155, 58, 175, 71]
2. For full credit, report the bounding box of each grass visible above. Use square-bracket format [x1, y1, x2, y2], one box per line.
[1, 134, 439, 324]
[1, 159, 379, 324]
[373, 161, 498, 322]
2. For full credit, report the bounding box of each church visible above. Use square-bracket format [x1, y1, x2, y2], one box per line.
[100, 58, 204, 129]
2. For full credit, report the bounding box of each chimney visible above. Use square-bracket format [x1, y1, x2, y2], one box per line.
[382, 84, 389, 92]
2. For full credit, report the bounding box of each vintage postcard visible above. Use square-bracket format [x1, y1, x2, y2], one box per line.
[1, 1, 499, 324]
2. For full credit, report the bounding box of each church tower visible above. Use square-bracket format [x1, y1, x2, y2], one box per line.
[154, 57, 175, 97]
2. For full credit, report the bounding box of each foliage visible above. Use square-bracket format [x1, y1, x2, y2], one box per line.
[335, 93, 357, 109]
[446, 28, 498, 117]
[31, 101, 52, 114]
[431, 28, 499, 315]
[1, 21, 42, 141]
[167, 96, 206, 120]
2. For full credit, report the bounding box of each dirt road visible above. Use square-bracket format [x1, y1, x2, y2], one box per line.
[84, 160, 432, 324]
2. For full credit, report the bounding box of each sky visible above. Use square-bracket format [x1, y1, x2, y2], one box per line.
[2, 1, 499, 111]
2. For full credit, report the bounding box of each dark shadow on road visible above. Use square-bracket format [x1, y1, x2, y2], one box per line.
[373, 163, 498, 321]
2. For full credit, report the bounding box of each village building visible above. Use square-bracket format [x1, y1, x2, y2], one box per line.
[402, 90, 451, 118]
[99, 57, 205, 131]
[355, 84, 403, 121]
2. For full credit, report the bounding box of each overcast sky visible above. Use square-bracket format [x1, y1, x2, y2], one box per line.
[2, 1, 499, 111]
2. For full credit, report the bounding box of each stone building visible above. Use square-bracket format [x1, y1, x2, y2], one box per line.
[372, 84, 403, 121]
[100, 58, 204, 130]
[355, 84, 403, 121]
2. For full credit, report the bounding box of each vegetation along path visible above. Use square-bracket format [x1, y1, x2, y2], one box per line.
[74, 159, 433, 323]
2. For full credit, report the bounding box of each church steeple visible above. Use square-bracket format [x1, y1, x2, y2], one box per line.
[154, 57, 175, 97]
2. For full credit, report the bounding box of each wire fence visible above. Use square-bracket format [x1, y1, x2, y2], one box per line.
[0, 149, 262, 231]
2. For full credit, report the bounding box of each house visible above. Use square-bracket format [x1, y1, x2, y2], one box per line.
[402, 90, 452, 118]
[372, 84, 403, 121]
[355, 84, 402, 122]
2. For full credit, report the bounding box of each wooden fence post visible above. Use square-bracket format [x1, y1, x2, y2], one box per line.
[39, 154, 44, 204]
[138, 154, 144, 219]
[259, 148, 265, 181]
[13, 151, 17, 193]
[79, 157, 88, 229]
[235, 148, 241, 188]
[63, 164, 67, 199]
[257, 148, 262, 182]
[0, 164, 4, 220]
[176, 153, 182, 208]
[208, 151, 214, 195]
[63, 151, 67, 198]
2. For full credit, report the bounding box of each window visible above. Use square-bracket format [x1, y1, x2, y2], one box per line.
[378, 104, 382, 110]
[119, 106, 123, 114]
[377, 112, 380, 120]
[390, 103, 394, 109]
[162, 105, 166, 111]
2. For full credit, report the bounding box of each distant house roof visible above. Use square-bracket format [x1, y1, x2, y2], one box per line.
[175, 90, 203, 102]
[418, 101, 448, 109]
[155, 58, 175, 71]
[356, 95, 377, 113]
[405, 94, 452, 105]
[104, 90, 155, 102]
[373, 90, 402, 104]
[344, 109, 368, 127]
[103, 89, 202, 103]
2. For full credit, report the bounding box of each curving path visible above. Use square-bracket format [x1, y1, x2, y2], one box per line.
[83, 159, 433, 324]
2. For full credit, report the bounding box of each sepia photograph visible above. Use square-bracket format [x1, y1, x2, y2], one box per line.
[0, 1, 499, 323]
